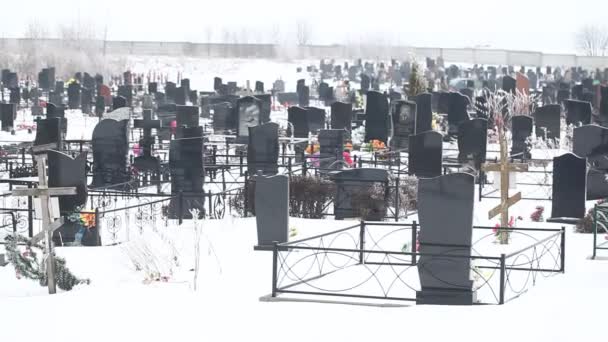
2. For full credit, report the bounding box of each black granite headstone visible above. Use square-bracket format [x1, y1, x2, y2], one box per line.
[318, 129, 345, 171]
[417, 172, 476, 305]
[255, 174, 289, 248]
[81, 88, 93, 114]
[511, 116, 533, 159]
[573, 124, 608, 200]
[330, 168, 389, 220]
[169, 127, 205, 219]
[448, 92, 470, 136]
[502, 75, 516, 94]
[549, 153, 586, 221]
[34, 118, 62, 150]
[565, 99, 592, 126]
[364, 91, 390, 143]
[91, 119, 130, 187]
[409, 131, 443, 178]
[247, 122, 279, 175]
[534, 104, 561, 140]
[391, 100, 417, 150]
[288, 106, 309, 138]
[0, 103, 16, 132]
[458, 118, 488, 170]
[305, 106, 326, 134]
[236, 96, 262, 142]
[67, 82, 81, 110]
[113, 96, 127, 110]
[415, 93, 433, 133]
[211, 102, 236, 133]
[330, 101, 353, 131]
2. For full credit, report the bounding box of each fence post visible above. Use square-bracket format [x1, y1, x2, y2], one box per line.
[394, 177, 400, 222]
[499, 253, 506, 305]
[281, 142, 286, 165]
[272, 241, 279, 297]
[239, 150, 244, 176]
[208, 190, 213, 219]
[353, 155, 357, 168]
[244, 171, 249, 218]
[359, 221, 366, 264]
[593, 205, 597, 260]
[288, 157, 292, 176]
[178, 191, 184, 225]
[302, 154, 307, 176]
[560, 226, 566, 273]
[411, 221, 417, 265]
[478, 171, 483, 202]
[95, 208, 101, 246]
[27, 183, 33, 238]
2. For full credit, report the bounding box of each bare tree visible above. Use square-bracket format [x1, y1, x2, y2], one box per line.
[296, 19, 312, 46]
[576, 25, 608, 57]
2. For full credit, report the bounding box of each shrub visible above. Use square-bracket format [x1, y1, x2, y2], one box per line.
[229, 175, 334, 219]
[576, 199, 608, 233]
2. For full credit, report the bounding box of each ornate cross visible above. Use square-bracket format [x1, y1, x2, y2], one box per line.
[482, 135, 528, 244]
[12, 154, 76, 294]
[134, 109, 161, 158]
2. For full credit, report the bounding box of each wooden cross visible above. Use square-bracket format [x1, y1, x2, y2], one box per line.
[12, 154, 76, 294]
[482, 135, 528, 244]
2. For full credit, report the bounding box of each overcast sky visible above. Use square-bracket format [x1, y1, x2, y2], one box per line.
[0, 0, 606, 54]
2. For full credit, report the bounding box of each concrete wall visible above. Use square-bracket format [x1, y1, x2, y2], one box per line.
[1, 38, 607, 69]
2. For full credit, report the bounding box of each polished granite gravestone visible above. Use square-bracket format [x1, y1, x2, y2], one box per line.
[549, 153, 586, 222]
[254, 174, 289, 249]
[448, 92, 470, 136]
[165, 82, 177, 102]
[176, 105, 200, 132]
[565, 99, 592, 126]
[277, 92, 299, 106]
[255, 94, 272, 124]
[169, 127, 205, 219]
[392, 100, 417, 150]
[0, 103, 16, 132]
[156, 104, 178, 141]
[600, 86, 608, 118]
[330, 168, 389, 221]
[318, 129, 345, 171]
[9, 87, 20, 105]
[417, 172, 476, 305]
[247, 122, 280, 176]
[542, 85, 557, 105]
[211, 102, 236, 133]
[511, 116, 533, 159]
[365, 91, 390, 144]
[502, 75, 516, 94]
[298, 86, 310, 107]
[255, 81, 264, 93]
[573, 124, 608, 200]
[91, 119, 130, 188]
[331, 101, 353, 131]
[415, 92, 433, 133]
[305, 106, 326, 135]
[148, 82, 158, 94]
[437, 91, 450, 114]
[408, 130, 443, 178]
[134, 110, 161, 172]
[236, 96, 263, 143]
[113, 96, 128, 110]
[34, 117, 62, 151]
[288, 106, 310, 138]
[360, 74, 371, 93]
[458, 118, 488, 171]
[67, 82, 81, 110]
[533, 104, 561, 140]
[175, 86, 187, 105]
[81, 87, 93, 114]
[48, 150, 92, 245]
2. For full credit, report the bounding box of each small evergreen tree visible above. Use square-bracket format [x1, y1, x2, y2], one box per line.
[408, 61, 427, 98]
